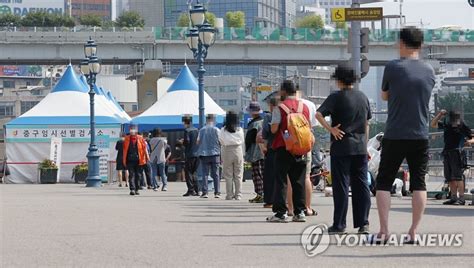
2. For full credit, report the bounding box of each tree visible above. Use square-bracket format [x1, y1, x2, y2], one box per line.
[295, 14, 324, 29]
[225, 11, 245, 28]
[177, 13, 190, 27]
[437, 92, 474, 127]
[20, 12, 75, 27]
[79, 14, 103, 27]
[0, 13, 21, 27]
[176, 12, 217, 27]
[335, 21, 347, 29]
[115, 11, 145, 28]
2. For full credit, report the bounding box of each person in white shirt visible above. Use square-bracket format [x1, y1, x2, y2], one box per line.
[219, 111, 245, 200]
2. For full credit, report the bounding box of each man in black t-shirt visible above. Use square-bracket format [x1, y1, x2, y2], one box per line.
[431, 110, 473, 205]
[375, 27, 435, 244]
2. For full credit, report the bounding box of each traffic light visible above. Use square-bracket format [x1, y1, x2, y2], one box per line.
[348, 27, 370, 53]
[360, 28, 370, 53]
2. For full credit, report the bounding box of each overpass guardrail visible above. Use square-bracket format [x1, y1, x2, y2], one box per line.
[0, 26, 473, 43]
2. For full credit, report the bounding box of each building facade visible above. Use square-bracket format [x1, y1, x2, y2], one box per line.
[71, 0, 112, 20]
[128, 0, 164, 27]
[297, 0, 351, 24]
[164, 0, 294, 28]
[204, 75, 252, 113]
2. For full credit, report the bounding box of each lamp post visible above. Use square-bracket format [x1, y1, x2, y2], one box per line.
[80, 38, 102, 187]
[186, 0, 216, 128]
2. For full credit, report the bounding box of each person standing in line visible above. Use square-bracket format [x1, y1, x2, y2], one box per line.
[260, 93, 279, 208]
[123, 125, 149, 196]
[375, 27, 435, 244]
[182, 115, 200, 196]
[219, 111, 245, 200]
[431, 110, 472, 205]
[149, 129, 168, 192]
[172, 140, 186, 182]
[245, 102, 265, 203]
[197, 114, 222, 198]
[142, 132, 153, 189]
[115, 133, 128, 188]
[267, 80, 311, 223]
[165, 143, 172, 177]
[316, 63, 372, 234]
[286, 91, 318, 216]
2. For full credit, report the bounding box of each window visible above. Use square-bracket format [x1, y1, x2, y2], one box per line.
[219, 99, 237, 106]
[0, 102, 14, 117]
[219, 85, 238, 93]
[3, 80, 15, 88]
[132, 104, 138, 111]
[21, 101, 39, 114]
[205, 86, 218, 93]
[31, 89, 42, 96]
[0, 88, 3, 97]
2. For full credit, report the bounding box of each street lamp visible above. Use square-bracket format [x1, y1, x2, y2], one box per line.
[80, 38, 102, 187]
[186, 0, 216, 128]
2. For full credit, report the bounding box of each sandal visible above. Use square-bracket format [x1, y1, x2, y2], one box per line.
[305, 208, 318, 216]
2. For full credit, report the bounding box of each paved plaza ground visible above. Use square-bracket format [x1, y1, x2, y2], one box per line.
[1, 181, 473, 267]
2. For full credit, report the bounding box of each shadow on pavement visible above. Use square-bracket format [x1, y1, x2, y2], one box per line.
[205, 233, 301, 237]
[168, 220, 266, 224]
[391, 207, 474, 217]
[324, 253, 473, 258]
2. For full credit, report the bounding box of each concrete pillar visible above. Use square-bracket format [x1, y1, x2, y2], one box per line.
[137, 60, 163, 111]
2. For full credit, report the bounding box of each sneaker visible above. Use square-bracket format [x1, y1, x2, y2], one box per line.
[225, 196, 233, 200]
[129, 191, 135, 196]
[153, 188, 158, 192]
[135, 191, 140, 196]
[327, 226, 347, 235]
[200, 193, 209, 198]
[162, 187, 168, 192]
[443, 198, 458, 205]
[266, 214, 289, 223]
[125, 184, 128, 187]
[147, 186, 152, 190]
[191, 192, 199, 196]
[263, 203, 273, 208]
[118, 184, 122, 187]
[183, 192, 193, 197]
[454, 198, 466, 206]
[214, 193, 221, 198]
[358, 225, 370, 234]
[235, 196, 242, 201]
[292, 213, 307, 222]
[249, 195, 264, 203]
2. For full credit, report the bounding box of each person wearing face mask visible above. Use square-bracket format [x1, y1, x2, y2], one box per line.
[197, 114, 222, 198]
[431, 110, 473, 205]
[123, 125, 150, 196]
[115, 133, 128, 187]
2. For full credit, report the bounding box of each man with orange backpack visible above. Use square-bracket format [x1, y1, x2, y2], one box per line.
[267, 80, 314, 223]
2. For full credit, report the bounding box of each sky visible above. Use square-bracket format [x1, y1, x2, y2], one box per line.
[362, 0, 474, 29]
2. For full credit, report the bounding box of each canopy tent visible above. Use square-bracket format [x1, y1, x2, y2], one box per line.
[79, 75, 131, 122]
[131, 64, 226, 131]
[4, 65, 127, 183]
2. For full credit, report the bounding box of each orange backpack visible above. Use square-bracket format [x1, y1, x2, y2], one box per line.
[280, 101, 315, 156]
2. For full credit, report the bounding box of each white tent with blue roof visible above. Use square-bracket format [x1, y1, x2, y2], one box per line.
[4, 65, 126, 184]
[131, 64, 226, 131]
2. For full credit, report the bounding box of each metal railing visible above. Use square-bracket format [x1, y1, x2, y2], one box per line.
[1, 26, 473, 43]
